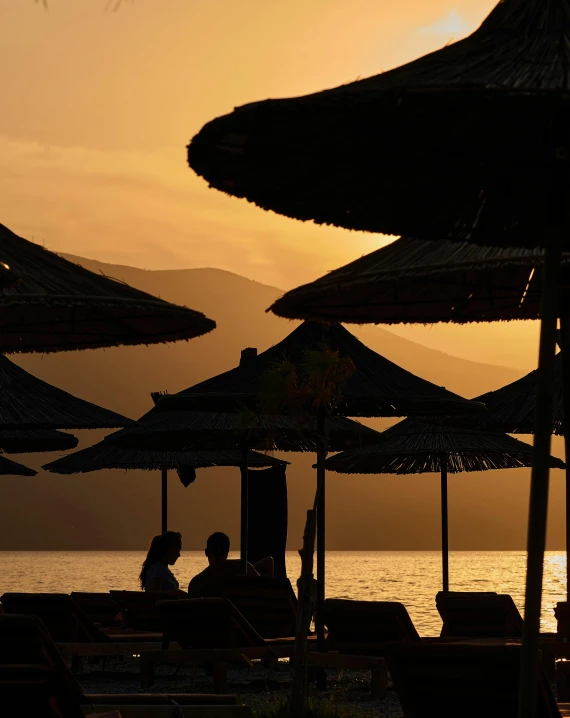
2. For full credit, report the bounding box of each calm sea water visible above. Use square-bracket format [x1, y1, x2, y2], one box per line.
[0, 550, 566, 635]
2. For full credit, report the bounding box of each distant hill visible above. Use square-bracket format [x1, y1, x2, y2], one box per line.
[2, 251, 561, 553]
[52, 252, 519, 408]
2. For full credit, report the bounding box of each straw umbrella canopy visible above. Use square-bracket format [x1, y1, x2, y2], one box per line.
[116, 322, 481, 647]
[112, 405, 383, 453]
[43, 439, 289, 533]
[154, 322, 483, 418]
[0, 455, 37, 477]
[96, 398, 382, 586]
[269, 238, 570, 324]
[0, 223, 215, 352]
[0, 429, 78, 454]
[187, 0, 570, 251]
[0, 354, 131, 430]
[472, 356, 564, 437]
[323, 419, 566, 592]
[269, 241, 570, 596]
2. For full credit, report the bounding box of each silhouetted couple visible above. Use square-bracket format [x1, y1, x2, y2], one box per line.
[139, 530, 273, 594]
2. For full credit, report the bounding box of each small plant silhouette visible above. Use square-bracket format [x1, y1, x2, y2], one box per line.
[260, 345, 356, 419]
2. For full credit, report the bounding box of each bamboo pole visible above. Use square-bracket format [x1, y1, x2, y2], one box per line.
[560, 304, 570, 602]
[240, 444, 249, 572]
[440, 458, 449, 593]
[161, 469, 168, 533]
[316, 408, 328, 650]
[289, 508, 317, 718]
[518, 235, 561, 718]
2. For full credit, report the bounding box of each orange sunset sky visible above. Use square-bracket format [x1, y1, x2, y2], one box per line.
[1, 0, 541, 370]
[1, 1, 495, 283]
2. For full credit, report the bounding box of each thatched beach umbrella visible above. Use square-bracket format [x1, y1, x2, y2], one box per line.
[187, 1, 569, 251]
[473, 357, 563, 437]
[0, 224, 215, 352]
[114, 405, 382, 452]
[189, 1, 570, 709]
[0, 429, 78, 454]
[0, 354, 131, 430]
[108, 399, 384, 560]
[270, 241, 570, 599]
[0, 456, 37, 477]
[269, 238, 567, 325]
[470, 356, 570, 601]
[324, 419, 566, 592]
[154, 323, 481, 418]
[143, 321, 483, 544]
[43, 439, 289, 533]
[127, 322, 482, 645]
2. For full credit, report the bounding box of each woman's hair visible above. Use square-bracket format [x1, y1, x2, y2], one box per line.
[139, 531, 182, 589]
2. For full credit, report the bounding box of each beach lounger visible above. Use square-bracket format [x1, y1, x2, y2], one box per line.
[138, 597, 285, 690]
[87, 708, 252, 718]
[213, 576, 298, 639]
[143, 598, 386, 696]
[1, 592, 102, 642]
[71, 592, 123, 629]
[436, 591, 523, 637]
[0, 614, 241, 713]
[0, 593, 163, 657]
[109, 590, 184, 632]
[0, 665, 250, 718]
[320, 598, 421, 655]
[0, 664, 112, 718]
[384, 642, 562, 717]
[136, 577, 297, 639]
[159, 597, 266, 650]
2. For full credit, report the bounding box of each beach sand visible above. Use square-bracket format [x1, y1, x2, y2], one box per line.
[78, 657, 404, 717]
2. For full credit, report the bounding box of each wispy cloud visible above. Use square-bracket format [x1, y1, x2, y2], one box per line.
[418, 9, 471, 37]
[0, 134, 385, 290]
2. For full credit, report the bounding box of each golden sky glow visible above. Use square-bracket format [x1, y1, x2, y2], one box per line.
[0, 0, 496, 289]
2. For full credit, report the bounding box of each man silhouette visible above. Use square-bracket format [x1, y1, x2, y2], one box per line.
[187, 532, 274, 596]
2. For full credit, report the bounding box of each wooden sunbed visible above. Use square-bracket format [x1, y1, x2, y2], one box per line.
[0, 664, 96, 718]
[435, 591, 523, 637]
[384, 641, 561, 717]
[215, 576, 298, 639]
[0, 664, 251, 717]
[0, 614, 240, 711]
[70, 592, 123, 629]
[109, 590, 184, 632]
[320, 598, 422, 655]
[116, 577, 299, 640]
[146, 597, 386, 696]
[84, 708, 252, 718]
[161, 597, 266, 650]
[1, 592, 162, 644]
[0, 593, 169, 665]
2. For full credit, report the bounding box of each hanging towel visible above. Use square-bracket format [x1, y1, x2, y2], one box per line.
[246, 464, 288, 579]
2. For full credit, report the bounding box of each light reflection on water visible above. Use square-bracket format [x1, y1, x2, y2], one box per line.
[0, 550, 566, 636]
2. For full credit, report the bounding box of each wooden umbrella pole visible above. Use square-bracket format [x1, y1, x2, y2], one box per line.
[519, 235, 561, 718]
[240, 444, 249, 572]
[161, 469, 168, 533]
[316, 407, 328, 650]
[440, 457, 449, 593]
[289, 508, 317, 717]
[560, 305, 570, 602]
